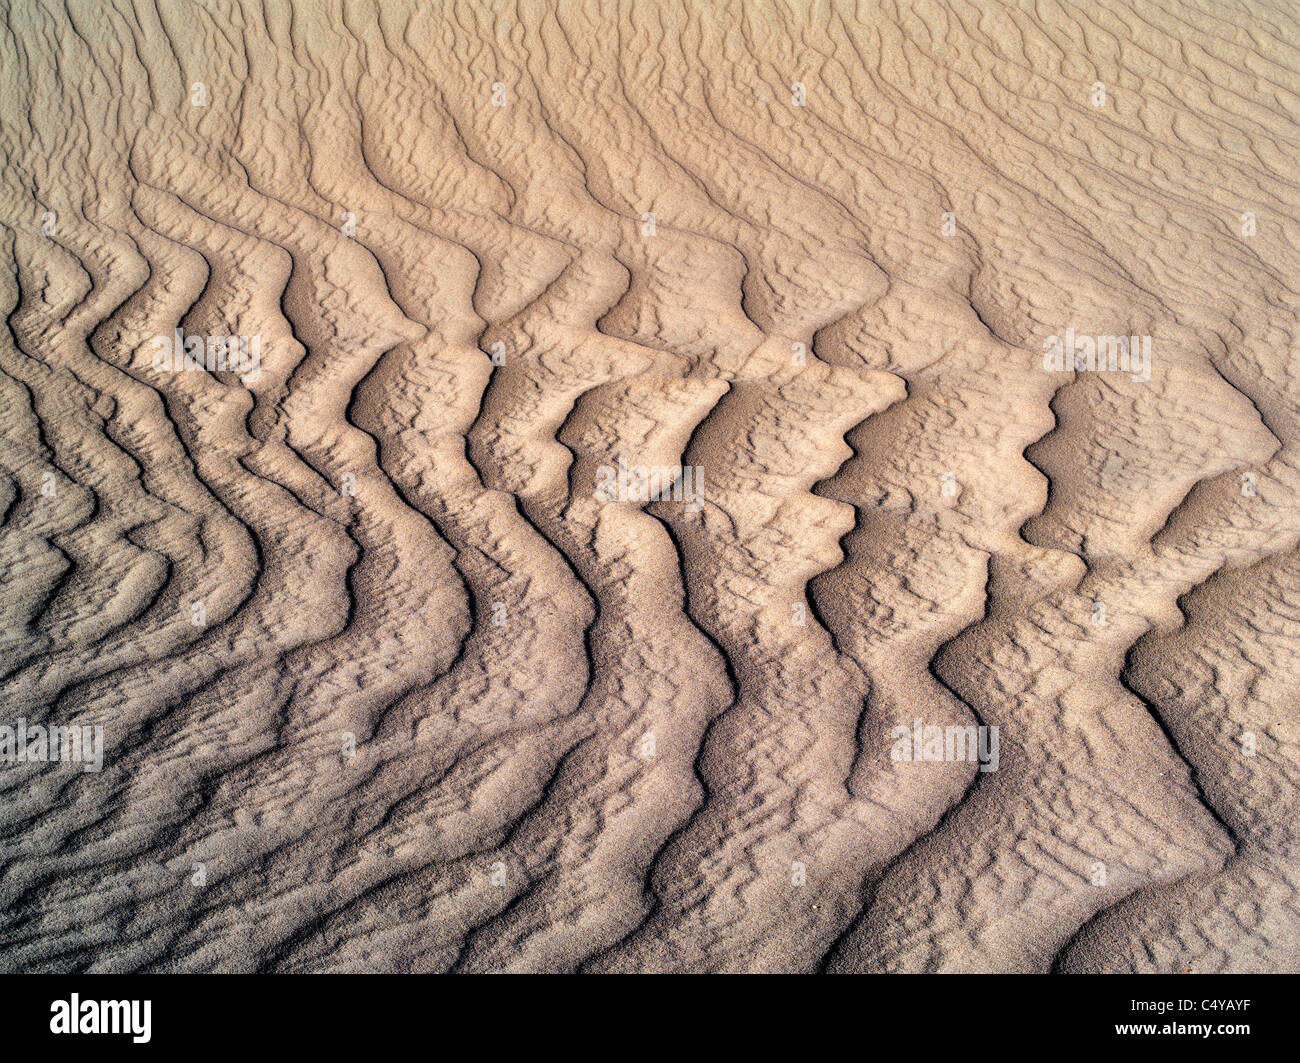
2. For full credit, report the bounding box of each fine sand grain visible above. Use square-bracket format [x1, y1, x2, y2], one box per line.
[1, 0, 1298, 973]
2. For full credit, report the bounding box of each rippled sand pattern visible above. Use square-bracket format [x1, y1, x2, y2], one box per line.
[1, 0, 1298, 972]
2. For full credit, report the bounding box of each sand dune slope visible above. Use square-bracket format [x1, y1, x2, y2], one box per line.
[1, 0, 1298, 972]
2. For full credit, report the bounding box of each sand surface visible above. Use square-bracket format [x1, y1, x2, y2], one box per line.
[1, 0, 1298, 973]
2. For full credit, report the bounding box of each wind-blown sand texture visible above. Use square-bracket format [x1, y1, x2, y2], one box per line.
[1, 0, 1298, 973]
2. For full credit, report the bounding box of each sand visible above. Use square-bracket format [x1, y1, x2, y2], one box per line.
[0, 0, 1297, 973]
